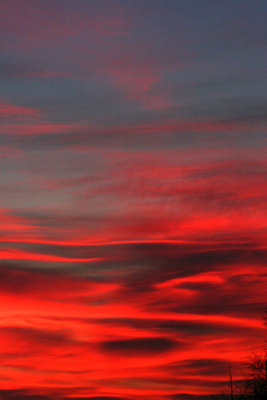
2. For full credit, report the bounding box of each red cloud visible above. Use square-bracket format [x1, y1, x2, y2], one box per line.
[1, 122, 85, 136]
[0, 248, 103, 263]
[0, 102, 39, 119]
[0, 1, 266, 398]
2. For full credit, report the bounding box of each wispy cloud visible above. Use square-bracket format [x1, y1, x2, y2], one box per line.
[0, 0, 266, 398]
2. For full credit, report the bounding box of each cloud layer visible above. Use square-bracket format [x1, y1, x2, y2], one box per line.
[0, 1, 266, 399]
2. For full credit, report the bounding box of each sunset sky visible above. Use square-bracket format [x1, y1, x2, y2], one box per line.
[0, 1, 267, 399]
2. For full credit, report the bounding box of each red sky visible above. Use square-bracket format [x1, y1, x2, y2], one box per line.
[0, 1, 266, 399]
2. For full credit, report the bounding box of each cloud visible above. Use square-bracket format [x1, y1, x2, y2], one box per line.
[0, 1, 266, 398]
[0, 248, 103, 263]
[0, 123, 85, 136]
[0, 394, 129, 400]
[77, 398, 129, 400]
[0, 1, 129, 50]
[0, 62, 71, 79]
[0, 326, 73, 349]
[0, 391, 55, 400]
[101, 337, 177, 356]
[0, 101, 39, 119]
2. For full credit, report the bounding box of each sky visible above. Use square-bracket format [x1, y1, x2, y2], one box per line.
[0, 0, 267, 399]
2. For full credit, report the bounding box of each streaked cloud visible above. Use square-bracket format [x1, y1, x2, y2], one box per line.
[0, 1, 266, 399]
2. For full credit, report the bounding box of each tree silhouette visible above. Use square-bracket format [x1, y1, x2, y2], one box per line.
[228, 365, 234, 400]
[242, 352, 267, 399]
[240, 309, 267, 399]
